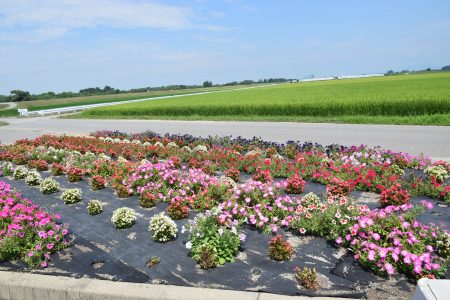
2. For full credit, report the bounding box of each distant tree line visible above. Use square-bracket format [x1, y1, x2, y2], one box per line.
[0, 77, 295, 102]
[385, 64, 450, 76]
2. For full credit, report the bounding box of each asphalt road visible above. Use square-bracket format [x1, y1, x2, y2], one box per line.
[0, 116, 449, 161]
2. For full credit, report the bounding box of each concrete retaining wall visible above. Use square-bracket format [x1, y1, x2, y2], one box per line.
[0, 271, 345, 300]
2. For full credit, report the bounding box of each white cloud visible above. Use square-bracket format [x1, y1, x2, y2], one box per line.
[0, 0, 194, 41]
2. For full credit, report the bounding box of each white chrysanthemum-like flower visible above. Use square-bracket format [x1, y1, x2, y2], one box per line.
[425, 165, 449, 182]
[60, 188, 82, 204]
[154, 142, 164, 148]
[185, 241, 192, 249]
[182, 146, 192, 152]
[166, 142, 179, 149]
[25, 171, 42, 186]
[40, 178, 60, 194]
[245, 150, 262, 157]
[87, 200, 103, 216]
[117, 156, 128, 164]
[193, 145, 208, 153]
[301, 192, 321, 207]
[111, 207, 136, 229]
[149, 212, 177, 242]
[13, 166, 29, 180]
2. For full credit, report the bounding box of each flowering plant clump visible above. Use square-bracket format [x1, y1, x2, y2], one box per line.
[0, 162, 14, 177]
[167, 200, 189, 220]
[60, 188, 82, 204]
[115, 184, 131, 198]
[91, 175, 107, 191]
[268, 235, 293, 261]
[379, 184, 411, 207]
[0, 181, 70, 268]
[111, 207, 137, 229]
[28, 159, 49, 171]
[149, 212, 177, 242]
[139, 190, 158, 208]
[67, 167, 84, 182]
[348, 203, 448, 279]
[40, 178, 60, 194]
[25, 171, 43, 186]
[301, 192, 321, 207]
[13, 166, 28, 180]
[285, 173, 306, 194]
[425, 165, 449, 183]
[87, 200, 103, 215]
[294, 266, 320, 291]
[51, 163, 65, 176]
[183, 208, 244, 267]
[326, 177, 352, 202]
[252, 168, 273, 183]
[225, 168, 240, 182]
[218, 180, 294, 233]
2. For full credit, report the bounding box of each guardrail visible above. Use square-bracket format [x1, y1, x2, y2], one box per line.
[17, 84, 279, 118]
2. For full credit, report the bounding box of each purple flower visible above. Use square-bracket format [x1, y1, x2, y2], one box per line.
[385, 263, 395, 275]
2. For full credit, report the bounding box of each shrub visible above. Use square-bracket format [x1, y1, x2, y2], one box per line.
[67, 166, 84, 182]
[87, 200, 103, 215]
[51, 163, 65, 176]
[286, 173, 306, 194]
[13, 166, 28, 180]
[60, 188, 82, 204]
[184, 209, 244, 267]
[379, 184, 410, 207]
[91, 175, 107, 190]
[40, 178, 60, 194]
[139, 190, 158, 208]
[225, 168, 240, 182]
[111, 207, 136, 229]
[25, 171, 42, 186]
[149, 212, 177, 242]
[167, 201, 189, 220]
[295, 266, 320, 290]
[268, 235, 293, 261]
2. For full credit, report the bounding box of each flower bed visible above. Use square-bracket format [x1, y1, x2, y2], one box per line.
[0, 131, 449, 290]
[0, 181, 70, 268]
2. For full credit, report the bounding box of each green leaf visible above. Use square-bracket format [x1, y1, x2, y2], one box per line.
[219, 257, 226, 265]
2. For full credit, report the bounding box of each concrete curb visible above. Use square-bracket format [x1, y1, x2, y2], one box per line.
[0, 271, 348, 300]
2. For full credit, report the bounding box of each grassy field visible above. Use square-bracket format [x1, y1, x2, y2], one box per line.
[0, 121, 8, 126]
[0, 103, 8, 110]
[76, 72, 450, 125]
[0, 86, 235, 117]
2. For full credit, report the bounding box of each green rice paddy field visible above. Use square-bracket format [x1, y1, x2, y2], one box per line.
[77, 72, 450, 125]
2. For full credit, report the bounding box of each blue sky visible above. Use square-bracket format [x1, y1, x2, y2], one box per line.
[0, 0, 449, 94]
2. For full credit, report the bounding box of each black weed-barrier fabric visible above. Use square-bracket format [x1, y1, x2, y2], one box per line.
[1, 173, 449, 299]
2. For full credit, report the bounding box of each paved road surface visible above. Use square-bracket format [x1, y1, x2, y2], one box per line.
[0, 116, 449, 161]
